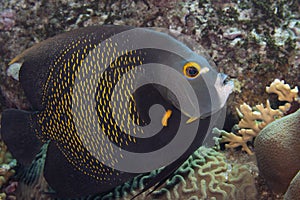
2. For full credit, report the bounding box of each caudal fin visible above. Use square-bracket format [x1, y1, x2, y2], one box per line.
[1, 109, 43, 165]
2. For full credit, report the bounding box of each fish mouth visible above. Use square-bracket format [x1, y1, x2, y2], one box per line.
[184, 73, 233, 124]
[215, 73, 234, 109]
[164, 73, 233, 125]
[219, 73, 231, 86]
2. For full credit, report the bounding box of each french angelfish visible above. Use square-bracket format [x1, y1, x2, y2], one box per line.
[1, 25, 233, 198]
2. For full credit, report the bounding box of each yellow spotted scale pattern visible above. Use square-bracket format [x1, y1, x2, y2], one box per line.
[34, 31, 146, 182]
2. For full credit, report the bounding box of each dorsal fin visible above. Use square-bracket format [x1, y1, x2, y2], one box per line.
[10, 25, 134, 110]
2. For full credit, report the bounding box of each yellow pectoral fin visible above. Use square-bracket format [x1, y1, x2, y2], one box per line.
[162, 109, 172, 127]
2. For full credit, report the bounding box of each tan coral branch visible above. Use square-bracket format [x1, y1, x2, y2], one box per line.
[266, 79, 299, 102]
[237, 103, 261, 135]
[213, 129, 253, 155]
[255, 100, 283, 129]
[217, 78, 298, 155]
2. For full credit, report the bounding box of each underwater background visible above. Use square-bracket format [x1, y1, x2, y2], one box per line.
[0, 0, 299, 200]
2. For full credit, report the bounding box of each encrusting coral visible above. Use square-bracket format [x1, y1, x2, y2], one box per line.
[15, 146, 257, 200]
[254, 109, 300, 194]
[214, 79, 299, 155]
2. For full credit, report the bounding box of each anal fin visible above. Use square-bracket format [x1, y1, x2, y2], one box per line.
[44, 142, 110, 198]
[1, 109, 43, 166]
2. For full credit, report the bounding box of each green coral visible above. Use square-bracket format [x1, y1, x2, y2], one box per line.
[149, 147, 257, 200]
[15, 146, 257, 200]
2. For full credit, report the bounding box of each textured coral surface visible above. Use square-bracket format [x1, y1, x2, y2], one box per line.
[254, 109, 300, 194]
[15, 146, 257, 200]
[284, 171, 300, 200]
[125, 147, 257, 200]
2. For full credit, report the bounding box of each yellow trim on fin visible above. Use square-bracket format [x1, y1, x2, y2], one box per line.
[8, 46, 33, 65]
[186, 116, 198, 124]
[9, 55, 23, 65]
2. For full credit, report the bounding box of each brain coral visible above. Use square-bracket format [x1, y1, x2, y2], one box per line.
[284, 171, 300, 200]
[17, 146, 257, 200]
[254, 109, 300, 194]
[146, 146, 258, 200]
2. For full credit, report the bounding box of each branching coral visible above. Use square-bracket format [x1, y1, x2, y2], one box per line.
[214, 79, 299, 155]
[213, 128, 254, 155]
[266, 79, 299, 104]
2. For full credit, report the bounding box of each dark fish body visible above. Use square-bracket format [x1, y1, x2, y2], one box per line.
[1, 25, 233, 198]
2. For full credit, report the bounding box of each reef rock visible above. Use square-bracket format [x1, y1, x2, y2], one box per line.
[254, 109, 300, 194]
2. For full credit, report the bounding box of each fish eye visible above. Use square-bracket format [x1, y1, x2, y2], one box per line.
[183, 62, 201, 79]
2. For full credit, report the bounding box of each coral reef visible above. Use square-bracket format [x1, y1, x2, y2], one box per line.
[214, 79, 299, 155]
[0, 0, 298, 199]
[284, 171, 300, 200]
[0, 0, 299, 114]
[151, 147, 257, 200]
[0, 116, 17, 200]
[266, 79, 299, 104]
[0, 9, 16, 31]
[0, 142, 15, 189]
[15, 146, 257, 200]
[254, 109, 300, 194]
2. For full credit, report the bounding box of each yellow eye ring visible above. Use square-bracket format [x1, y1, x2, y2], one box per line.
[183, 62, 201, 79]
